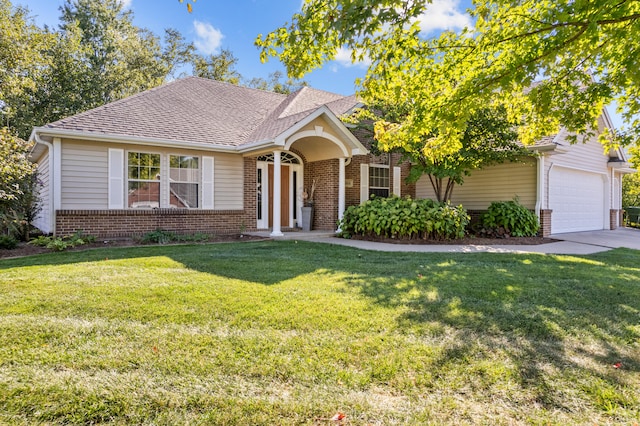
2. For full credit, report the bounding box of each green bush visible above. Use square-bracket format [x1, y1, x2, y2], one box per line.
[480, 199, 539, 237]
[0, 235, 18, 250]
[338, 196, 469, 240]
[28, 230, 96, 252]
[140, 229, 209, 244]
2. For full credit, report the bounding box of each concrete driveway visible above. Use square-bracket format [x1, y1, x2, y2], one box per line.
[549, 227, 640, 252]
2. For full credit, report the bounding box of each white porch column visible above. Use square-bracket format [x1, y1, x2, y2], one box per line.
[337, 157, 346, 230]
[270, 150, 284, 237]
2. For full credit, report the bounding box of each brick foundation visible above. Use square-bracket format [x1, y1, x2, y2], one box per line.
[539, 209, 552, 237]
[55, 208, 255, 238]
[467, 209, 552, 237]
[610, 209, 621, 230]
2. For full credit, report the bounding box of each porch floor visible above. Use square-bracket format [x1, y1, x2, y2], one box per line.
[247, 230, 337, 240]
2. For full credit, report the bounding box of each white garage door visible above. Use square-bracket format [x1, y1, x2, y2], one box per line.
[549, 167, 606, 233]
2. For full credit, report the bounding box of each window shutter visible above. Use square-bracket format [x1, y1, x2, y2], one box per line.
[202, 156, 215, 209]
[108, 148, 124, 209]
[360, 163, 369, 204]
[393, 166, 401, 196]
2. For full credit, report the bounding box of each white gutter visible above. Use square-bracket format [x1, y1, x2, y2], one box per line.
[33, 127, 239, 154]
[32, 131, 56, 234]
[535, 155, 545, 217]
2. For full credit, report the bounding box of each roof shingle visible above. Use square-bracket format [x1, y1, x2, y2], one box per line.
[44, 77, 359, 147]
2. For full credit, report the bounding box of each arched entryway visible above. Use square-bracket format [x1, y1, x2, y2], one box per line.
[256, 152, 303, 230]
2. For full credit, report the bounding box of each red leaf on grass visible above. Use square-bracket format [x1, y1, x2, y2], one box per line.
[330, 412, 346, 421]
[613, 362, 622, 369]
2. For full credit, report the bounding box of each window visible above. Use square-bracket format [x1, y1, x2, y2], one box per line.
[128, 152, 161, 208]
[369, 165, 390, 197]
[169, 155, 199, 208]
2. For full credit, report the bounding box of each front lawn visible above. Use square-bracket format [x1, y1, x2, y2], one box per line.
[0, 241, 638, 425]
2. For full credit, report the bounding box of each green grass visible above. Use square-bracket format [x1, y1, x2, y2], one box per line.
[0, 240, 639, 425]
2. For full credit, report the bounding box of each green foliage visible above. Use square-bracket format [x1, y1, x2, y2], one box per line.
[245, 70, 308, 94]
[140, 229, 209, 245]
[404, 106, 531, 202]
[0, 235, 18, 250]
[29, 230, 96, 252]
[339, 196, 469, 240]
[258, 0, 640, 158]
[0, 128, 40, 240]
[480, 199, 540, 237]
[140, 229, 176, 244]
[193, 49, 242, 84]
[622, 173, 640, 209]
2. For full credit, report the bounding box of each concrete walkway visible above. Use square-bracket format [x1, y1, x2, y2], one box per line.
[249, 227, 640, 255]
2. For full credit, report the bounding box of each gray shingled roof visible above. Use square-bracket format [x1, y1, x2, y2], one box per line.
[43, 77, 359, 147]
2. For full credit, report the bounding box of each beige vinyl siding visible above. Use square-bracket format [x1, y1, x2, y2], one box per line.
[545, 130, 610, 175]
[214, 153, 243, 209]
[59, 140, 244, 211]
[34, 152, 51, 233]
[416, 159, 537, 209]
[543, 130, 612, 211]
[61, 142, 109, 209]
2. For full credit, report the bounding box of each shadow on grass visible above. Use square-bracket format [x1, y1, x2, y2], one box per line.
[1, 240, 639, 413]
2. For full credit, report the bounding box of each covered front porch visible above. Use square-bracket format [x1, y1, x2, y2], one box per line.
[241, 107, 367, 236]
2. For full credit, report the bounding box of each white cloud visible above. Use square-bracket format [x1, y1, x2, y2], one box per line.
[333, 46, 371, 69]
[416, 0, 472, 34]
[193, 20, 224, 55]
[119, 0, 132, 9]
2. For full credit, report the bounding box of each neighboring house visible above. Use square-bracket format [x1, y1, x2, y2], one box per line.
[416, 111, 634, 234]
[29, 76, 633, 238]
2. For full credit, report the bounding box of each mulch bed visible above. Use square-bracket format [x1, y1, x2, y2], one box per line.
[346, 234, 559, 246]
[0, 234, 266, 260]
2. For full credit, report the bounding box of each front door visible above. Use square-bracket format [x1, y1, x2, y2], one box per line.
[268, 164, 290, 227]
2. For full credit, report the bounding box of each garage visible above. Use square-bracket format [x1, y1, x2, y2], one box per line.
[549, 166, 606, 233]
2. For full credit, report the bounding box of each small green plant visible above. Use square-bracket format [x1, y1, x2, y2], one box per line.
[0, 235, 18, 250]
[338, 196, 469, 240]
[28, 230, 97, 252]
[480, 198, 539, 237]
[141, 229, 175, 244]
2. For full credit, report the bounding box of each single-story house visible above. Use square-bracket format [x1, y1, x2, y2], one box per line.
[29, 76, 633, 238]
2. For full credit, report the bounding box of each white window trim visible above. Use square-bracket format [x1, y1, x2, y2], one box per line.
[369, 164, 390, 196]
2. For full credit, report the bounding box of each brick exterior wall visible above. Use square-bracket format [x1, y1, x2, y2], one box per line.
[610, 209, 621, 230]
[55, 157, 258, 238]
[539, 209, 552, 237]
[305, 158, 339, 230]
[344, 152, 415, 209]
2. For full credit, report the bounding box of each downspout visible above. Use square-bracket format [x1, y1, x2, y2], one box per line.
[33, 131, 55, 234]
[535, 155, 545, 217]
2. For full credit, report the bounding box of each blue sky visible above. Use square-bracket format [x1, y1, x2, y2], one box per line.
[19, 0, 474, 96]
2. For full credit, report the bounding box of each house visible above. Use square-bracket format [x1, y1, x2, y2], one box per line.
[29, 76, 632, 238]
[416, 112, 634, 234]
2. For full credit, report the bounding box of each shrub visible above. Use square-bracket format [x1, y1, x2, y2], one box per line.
[338, 196, 469, 240]
[140, 229, 176, 244]
[140, 229, 211, 244]
[28, 230, 96, 251]
[480, 199, 539, 237]
[0, 235, 18, 250]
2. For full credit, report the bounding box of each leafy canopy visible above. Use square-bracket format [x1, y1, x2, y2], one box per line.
[257, 0, 640, 157]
